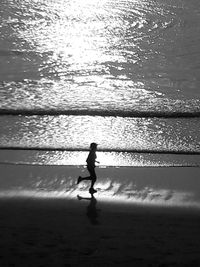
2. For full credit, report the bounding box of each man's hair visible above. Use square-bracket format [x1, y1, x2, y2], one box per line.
[90, 143, 98, 149]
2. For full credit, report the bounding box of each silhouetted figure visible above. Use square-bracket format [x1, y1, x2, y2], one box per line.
[77, 143, 99, 194]
[77, 193, 99, 225]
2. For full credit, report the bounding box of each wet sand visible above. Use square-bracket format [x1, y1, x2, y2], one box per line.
[0, 196, 200, 267]
[0, 164, 200, 266]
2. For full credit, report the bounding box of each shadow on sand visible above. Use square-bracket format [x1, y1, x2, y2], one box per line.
[77, 193, 100, 225]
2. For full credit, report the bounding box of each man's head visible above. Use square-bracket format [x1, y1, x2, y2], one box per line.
[90, 143, 98, 150]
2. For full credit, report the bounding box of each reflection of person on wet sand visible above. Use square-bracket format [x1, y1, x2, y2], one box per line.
[77, 143, 99, 194]
[77, 193, 99, 225]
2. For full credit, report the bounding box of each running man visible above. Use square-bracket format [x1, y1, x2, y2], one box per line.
[77, 143, 99, 194]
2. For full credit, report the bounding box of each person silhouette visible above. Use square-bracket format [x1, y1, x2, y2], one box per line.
[77, 143, 99, 194]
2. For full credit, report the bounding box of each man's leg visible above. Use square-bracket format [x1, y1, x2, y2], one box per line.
[77, 166, 93, 184]
[89, 168, 97, 191]
[77, 175, 91, 184]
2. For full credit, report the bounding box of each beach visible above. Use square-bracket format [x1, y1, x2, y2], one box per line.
[0, 0, 200, 265]
[0, 194, 200, 267]
[0, 165, 200, 266]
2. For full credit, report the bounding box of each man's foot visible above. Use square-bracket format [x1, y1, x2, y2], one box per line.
[89, 188, 97, 194]
[77, 195, 82, 201]
[77, 176, 82, 184]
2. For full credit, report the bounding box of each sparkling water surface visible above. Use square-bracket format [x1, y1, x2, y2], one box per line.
[0, 0, 200, 166]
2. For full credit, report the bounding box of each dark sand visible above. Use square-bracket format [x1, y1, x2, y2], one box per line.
[0, 197, 200, 267]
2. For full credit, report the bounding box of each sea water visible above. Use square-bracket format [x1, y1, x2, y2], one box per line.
[0, 0, 200, 167]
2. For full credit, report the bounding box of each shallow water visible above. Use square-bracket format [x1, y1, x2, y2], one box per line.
[0, 0, 200, 166]
[1, 165, 200, 208]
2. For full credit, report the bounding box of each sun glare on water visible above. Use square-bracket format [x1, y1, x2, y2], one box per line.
[6, 0, 199, 168]
[23, 0, 121, 72]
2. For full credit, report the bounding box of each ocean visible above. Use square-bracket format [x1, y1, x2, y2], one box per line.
[0, 0, 200, 167]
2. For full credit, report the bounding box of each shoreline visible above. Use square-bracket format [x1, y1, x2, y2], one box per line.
[0, 163, 200, 266]
[0, 164, 200, 208]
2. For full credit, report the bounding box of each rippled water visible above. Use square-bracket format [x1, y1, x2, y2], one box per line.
[0, 0, 200, 166]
